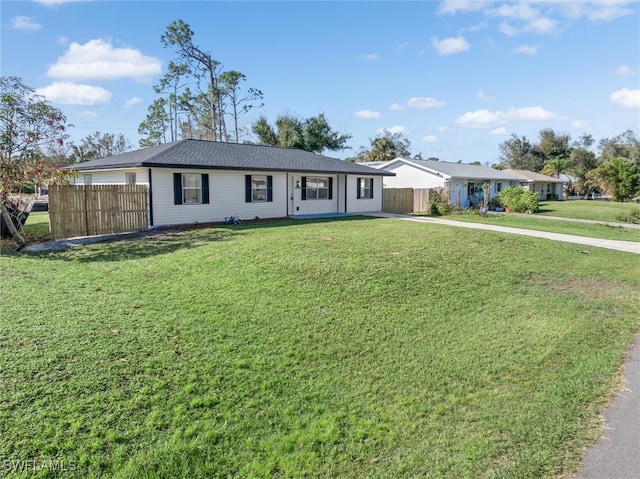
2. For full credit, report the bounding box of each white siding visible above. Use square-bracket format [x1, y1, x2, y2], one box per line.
[381, 163, 446, 189]
[346, 175, 383, 213]
[151, 168, 288, 226]
[74, 168, 148, 185]
[72, 167, 386, 225]
[447, 181, 468, 208]
[288, 174, 339, 216]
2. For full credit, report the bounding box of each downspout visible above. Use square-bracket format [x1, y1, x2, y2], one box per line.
[147, 168, 154, 227]
[336, 175, 340, 213]
[286, 172, 289, 217]
[344, 175, 348, 213]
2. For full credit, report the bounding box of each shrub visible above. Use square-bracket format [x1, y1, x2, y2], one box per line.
[489, 197, 502, 208]
[429, 189, 447, 215]
[616, 208, 640, 224]
[498, 187, 539, 213]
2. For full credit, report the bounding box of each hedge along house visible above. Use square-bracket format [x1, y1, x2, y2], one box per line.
[71, 139, 393, 227]
[372, 158, 523, 208]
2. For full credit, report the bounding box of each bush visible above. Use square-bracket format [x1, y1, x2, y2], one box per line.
[489, 197, 502, 208]
[429, 189, 447, 215]
[498, 187, 539, 213]
[616, 208, 640, 224]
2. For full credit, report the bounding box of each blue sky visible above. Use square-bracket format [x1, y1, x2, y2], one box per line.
[2, 0, 639, 164]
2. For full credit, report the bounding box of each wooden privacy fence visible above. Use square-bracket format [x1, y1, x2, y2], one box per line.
[49, 184, 148, 240]
[382, 188, 451, 214]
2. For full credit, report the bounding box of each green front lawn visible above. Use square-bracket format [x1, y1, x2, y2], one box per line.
[537, 200, 639, 222]
[2, 218, 639, 478]
[445, 212, 640, 242]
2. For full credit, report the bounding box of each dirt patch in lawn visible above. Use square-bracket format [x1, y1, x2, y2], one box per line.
[549, 278, 630, 301]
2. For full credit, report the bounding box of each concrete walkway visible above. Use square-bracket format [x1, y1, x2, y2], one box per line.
[508, 212, 640, 229]
[367, 212, 640, 254]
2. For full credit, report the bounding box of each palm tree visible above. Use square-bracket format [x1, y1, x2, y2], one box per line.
[542, 156, 570, 178]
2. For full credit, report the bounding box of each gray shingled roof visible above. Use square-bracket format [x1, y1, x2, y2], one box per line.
[72, 140, 392, 176]
[387, 158, 523, 180]
[503, 169, 566, 183]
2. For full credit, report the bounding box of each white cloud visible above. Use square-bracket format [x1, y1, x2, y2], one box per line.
[437, 125, 454, 132]
[35, 82, 112, 106]
[359, 53, 378, 61]
[353, 110, 382, 119]
[57, 36, 69, 45]
[394, 42, 408, 52]
[407, 97, 446, 109]
[422, 135, 438, 143]
[36, 0, 84, 6]
[553, 0, 634, 20]
[489, 127, 508, 136]
[490, 3, 539, 20]
[442, 0, 635, 23]
[47, 39, 162, 82]
[389, 103, 406, 111]
[528, 17, 558, 34]
[610, 88, 640, 108]
[477, 91, 495, 101]
[455, 106, 559, 128]
[439, 0, 489, 14]
[514, 45, 539, 55]
[432, 36, 470, 55]
[462, 20, 488, 32]
[10, 16, 42, 31]
[616, 65, 637, 76]
[123, 96, 143, 109]
[500, 17, 558, 36]
[78, 110, 98, 118]
[378, 125, 407, 135]
[571, 120, 589, 129]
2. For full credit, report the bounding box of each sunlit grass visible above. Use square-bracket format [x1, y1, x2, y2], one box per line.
[444, 211, 640, 242]
[536, 200, 639, 222]
[2, 217, 639, 478]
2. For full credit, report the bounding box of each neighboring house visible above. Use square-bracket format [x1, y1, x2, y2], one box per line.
[71, 139, 393, 227]
[372, 158, 523, 207]
[503, 169, 566, 200]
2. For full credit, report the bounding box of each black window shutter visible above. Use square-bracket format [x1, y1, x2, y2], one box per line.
[173, 173, 182, 205]
[328, 177, 333, 200]
[356, 178, 361, 199]
[369, 178, 374, 199]
[202, 174, 209, 204]
[245, 175, 252, 202]
[301, 177, 307, 200]
[267, 176, 273, 202]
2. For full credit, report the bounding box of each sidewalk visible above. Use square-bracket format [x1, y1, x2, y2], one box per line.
[570, 335, 640, 479]
[367, 212, 640, 254]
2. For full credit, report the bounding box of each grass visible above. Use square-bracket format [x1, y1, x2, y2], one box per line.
[0, 212, 51, 252]
[443, 211, 640, 242]
[536, 200, 640, 222]
[2, 217, 640, 478]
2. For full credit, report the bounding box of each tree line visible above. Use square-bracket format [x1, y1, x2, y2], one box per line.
[497, 128, 640, 201]
[2, 18, 640, 250]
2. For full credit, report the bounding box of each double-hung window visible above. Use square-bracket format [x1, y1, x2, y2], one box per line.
[357, 178, 374, 199]
[301, 176, 332, 200]
[173, 173, 210, 205]
[245, 175, 273, 202]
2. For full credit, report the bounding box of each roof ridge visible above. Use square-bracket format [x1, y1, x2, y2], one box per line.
[181, 138, 340, 160]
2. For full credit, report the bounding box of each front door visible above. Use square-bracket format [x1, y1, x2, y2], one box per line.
[467, 182, 475, 206]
